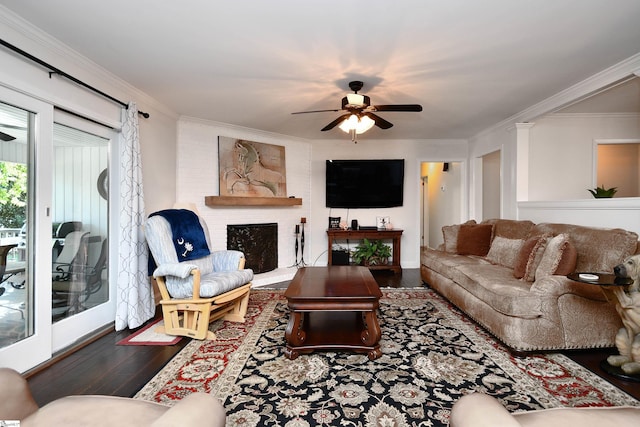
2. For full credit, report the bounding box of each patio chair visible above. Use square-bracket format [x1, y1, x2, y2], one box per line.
[0, 243, 17, 293]
[0, 243, 25, 319]
[52, 238, 108, 316]
[52, 230, 89, 281]
[145, 209, 253, 340]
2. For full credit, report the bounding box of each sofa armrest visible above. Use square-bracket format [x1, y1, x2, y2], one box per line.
[0, 368, 39, 421]
[530, 275, 608, 301]
[450, 393, 521, 427]
[152, 393, 225, 427]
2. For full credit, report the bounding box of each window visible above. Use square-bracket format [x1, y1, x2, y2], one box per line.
[595, 140, 640, 197]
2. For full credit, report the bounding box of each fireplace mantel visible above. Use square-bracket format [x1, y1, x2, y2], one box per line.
[205, 196, 302, 206]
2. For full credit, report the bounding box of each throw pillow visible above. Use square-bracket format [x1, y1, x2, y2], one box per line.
[442, 220, 476, 253]
[486, 236, 525, 269]
[456, 223, 493, 256]
[535, 234, 578, 278]
[513, 234, 550, 281]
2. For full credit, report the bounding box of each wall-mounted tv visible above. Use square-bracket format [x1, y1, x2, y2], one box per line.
[326, 159, 404, 208]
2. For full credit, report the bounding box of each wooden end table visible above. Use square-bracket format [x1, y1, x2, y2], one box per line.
[284, 266, 383, 360]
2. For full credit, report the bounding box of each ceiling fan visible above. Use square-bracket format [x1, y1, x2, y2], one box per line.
[292, 80, 422, 142]
[0, 124, 22, 141]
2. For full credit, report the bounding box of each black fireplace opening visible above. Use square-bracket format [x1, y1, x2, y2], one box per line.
[227, 223, 278, 274]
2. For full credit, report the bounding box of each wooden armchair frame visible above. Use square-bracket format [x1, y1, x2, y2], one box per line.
[154, 259, 251, 340]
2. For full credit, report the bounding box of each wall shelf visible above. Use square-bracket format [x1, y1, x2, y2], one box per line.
[204, 196, 302, 206]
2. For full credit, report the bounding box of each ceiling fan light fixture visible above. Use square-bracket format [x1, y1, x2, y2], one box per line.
[346, 93, 364, 106]
[338, 114, 375, 134]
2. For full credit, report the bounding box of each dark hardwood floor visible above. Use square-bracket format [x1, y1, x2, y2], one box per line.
[26, 268, 640, 406]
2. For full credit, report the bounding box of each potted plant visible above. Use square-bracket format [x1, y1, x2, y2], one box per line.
[588, 185, 617, 198]
[351, 239, 392, 266]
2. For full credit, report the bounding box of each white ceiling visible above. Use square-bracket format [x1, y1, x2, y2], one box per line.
[2, 0, 640, 141]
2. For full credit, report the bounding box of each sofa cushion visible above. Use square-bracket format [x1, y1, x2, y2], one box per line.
[486, 237, 525, 269]
[532, 223, 639, 273]
[456, 223, 493, 256]
[455, 264, 541, 318]
[421, 248, 492, 280]
[513, 234, 550, 281]
[535, 234, 577, 278]
[482, 219, 535, 241]
[442, 220, 476, 253]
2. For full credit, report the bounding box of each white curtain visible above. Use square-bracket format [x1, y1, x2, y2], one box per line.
[115, 102, 155, 330]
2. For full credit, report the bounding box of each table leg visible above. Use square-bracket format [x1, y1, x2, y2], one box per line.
[361, 311, 382, 360]
[285, 311, 306, 360]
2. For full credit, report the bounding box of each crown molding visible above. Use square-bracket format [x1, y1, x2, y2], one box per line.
[471, 52, 640, 141]
[0, 6, 178, 120]
[547, 112, 640, 119]
[178, 115, 312, 144]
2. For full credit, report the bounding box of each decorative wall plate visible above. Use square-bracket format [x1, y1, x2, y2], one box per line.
[97, 168, 108, 200]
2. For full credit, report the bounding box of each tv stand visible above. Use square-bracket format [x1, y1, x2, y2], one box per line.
[327, 229, 403, 274]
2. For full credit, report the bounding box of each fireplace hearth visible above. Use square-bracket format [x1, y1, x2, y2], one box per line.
[227, 223, 277, 274]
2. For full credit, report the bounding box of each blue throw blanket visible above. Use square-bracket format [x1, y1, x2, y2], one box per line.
[148, 209, 211, 273]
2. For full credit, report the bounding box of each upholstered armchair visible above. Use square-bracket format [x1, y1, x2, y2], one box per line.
[144, 209, 252, 340]
[0, 368, 226, 426]
[450, 392, 640, 427]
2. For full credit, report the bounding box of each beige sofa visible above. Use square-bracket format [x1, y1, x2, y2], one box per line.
[420, 219, 639, 352]
[450, 392, 640, 427]
[0, 368, 226, 427]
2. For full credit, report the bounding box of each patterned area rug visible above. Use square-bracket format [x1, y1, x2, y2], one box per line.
[135, 288, 638, 426]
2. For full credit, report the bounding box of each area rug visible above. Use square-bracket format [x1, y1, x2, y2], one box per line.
[117, 319, 182, 346]
[135, 288, 638, 426]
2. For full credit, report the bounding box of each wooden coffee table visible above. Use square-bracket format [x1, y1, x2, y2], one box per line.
[284, 266, 383, 360]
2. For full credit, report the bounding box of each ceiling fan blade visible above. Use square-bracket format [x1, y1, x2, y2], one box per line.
[291, 109, 340, 114]
[0, 123, 28, 130]
[321, 113, 352, 131]
[364, 113, 393, 129]
[371, 104, 423, 112]
[0, 131, 16, 141]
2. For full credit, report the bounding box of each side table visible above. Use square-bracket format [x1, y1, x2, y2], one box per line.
[567, 272, 639, 382]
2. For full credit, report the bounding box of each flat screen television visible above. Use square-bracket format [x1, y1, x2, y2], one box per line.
[326, 159, 404, 208]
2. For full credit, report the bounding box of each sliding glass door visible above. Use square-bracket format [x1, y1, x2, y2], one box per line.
[0, 87, 54, 372]
[50, 112, 115, 351]
[0, 88, 117, 371]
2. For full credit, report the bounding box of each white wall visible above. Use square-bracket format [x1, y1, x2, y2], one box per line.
[311, 139, 467, 269]
[482, 150, 501, 219]
[175, 117, 311, 269]
[528, 113, 640, 200]
[0, 13, 178, 217]
[467, 51, 640, 233]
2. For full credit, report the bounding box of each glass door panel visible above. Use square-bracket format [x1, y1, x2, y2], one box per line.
[50, 112, 115, 352]
[0, 89, 54, 372]
[0, 102, 30, 348]
[51, 123, 109, 323]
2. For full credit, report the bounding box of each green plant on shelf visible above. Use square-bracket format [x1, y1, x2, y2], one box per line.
[351, 239, 392, 266]
[587, 185, 617, 198]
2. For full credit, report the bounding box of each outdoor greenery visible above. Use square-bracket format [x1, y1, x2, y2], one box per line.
[0, 162, 27, 228]
[351, 238, 392, 266]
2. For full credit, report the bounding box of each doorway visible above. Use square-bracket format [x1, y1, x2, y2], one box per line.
[420, 162, 462, 249]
